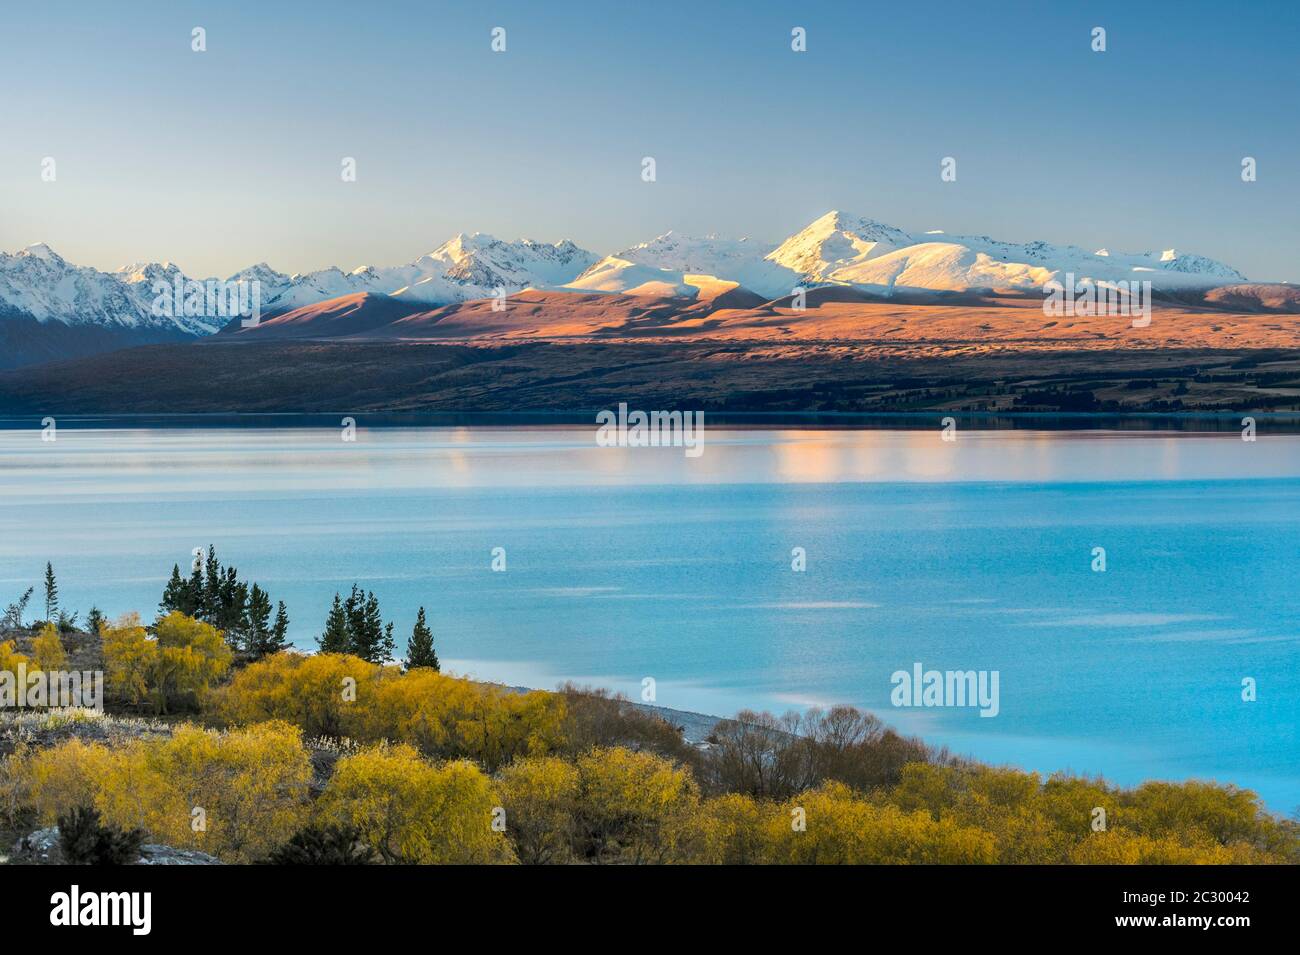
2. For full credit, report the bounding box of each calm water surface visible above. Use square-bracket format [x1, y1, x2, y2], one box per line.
[1, 426, 1296, 810]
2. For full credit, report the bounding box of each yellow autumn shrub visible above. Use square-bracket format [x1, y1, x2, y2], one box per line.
[102, 612, 231, 713]
[496, 755, 580, 864]
[573, 746, 699, 864]
[318, 743, 514, 864]
[767, 781, 997, 864]
[9, 721, 311, 863]
[682, 792, 770, 864]
[213, 650, 380, 738]
[31, 624, 67, 672]
[216, 652, 567, 769]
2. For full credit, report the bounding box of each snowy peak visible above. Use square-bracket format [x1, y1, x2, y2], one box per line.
[0, 246, 213, 335]
[416, 232, 597, 289]
[575, 231, 801, 299]
[18, 242, 63, 263]
[766, 211, 915, 280]
[760, 211, 1246, 294]
[261, 234, 599, 312]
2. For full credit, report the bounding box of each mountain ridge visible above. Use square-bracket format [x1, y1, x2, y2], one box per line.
[0, 211, 1279, 370]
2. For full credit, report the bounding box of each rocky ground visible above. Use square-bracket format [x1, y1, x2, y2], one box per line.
[7, 826, 222, 865]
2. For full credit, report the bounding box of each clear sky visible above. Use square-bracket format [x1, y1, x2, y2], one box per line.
[1, 0, 1296, 281]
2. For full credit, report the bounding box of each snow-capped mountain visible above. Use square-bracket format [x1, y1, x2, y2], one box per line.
[766, 212, 915, 279]
[563, 211, 1246, 301]
[759, 211, 1246, 294]
[568, 232, 800, 299]
[263, 234, 598, 311]
[0, 214, 1254, 369]
[0, 244, 217, 336]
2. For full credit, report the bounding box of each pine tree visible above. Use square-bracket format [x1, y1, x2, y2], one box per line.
[215, 567, 249, 646]
[245, 583, 273, 656]
[342, 584, 366, 648]
[404, 607, 439, 671]
[350, 589, 394, 664]
[187, 559, 206, 619]
[86, 607, 106, 637]
[264, 601, 291, 655]
[318, 593, 351, 653]
[159, 564, 189, 617]
[202, 546, 221, 620]
[43, 562, 58, 622]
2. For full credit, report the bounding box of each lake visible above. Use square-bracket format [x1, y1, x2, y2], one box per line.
[1, 421, 1296, 811]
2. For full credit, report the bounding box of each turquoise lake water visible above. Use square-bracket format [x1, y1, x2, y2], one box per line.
[1, 425, 1296, 810]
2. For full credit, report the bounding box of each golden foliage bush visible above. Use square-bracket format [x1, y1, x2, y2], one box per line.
[572, 746, 699, 864]
[318, 743, 514, 864]
[102, 612, 232, 713]
[31, 624, 68, 672]
[766, 781, 997, 864]
[215, 651, 567, 770]
[6, 721, 312, 863]
[496, 755, 580, 864]
[0, 639, 30, 676]
[886, 761, 1296, 865]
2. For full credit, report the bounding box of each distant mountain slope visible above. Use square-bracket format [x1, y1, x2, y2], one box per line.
[0, 309, 193, 372]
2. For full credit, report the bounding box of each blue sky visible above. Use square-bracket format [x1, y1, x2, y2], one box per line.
[1, 0, 1295, 280]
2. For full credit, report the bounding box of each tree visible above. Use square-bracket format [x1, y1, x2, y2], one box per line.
[186, 558, 206, 619]
[573, 747, 699, 864]
[327, 584, 394, 663]
[159, 564, 196, 617]
[265, 824, 376, 865]
[202, 546, 221, 617]
[244, 584, 273, 656]
[404, 607, 439, 671]
[214, 566, 249, 645]
[317, 744, 514, 864]
[318, 594, 350, 653]
[43, 563, 58, 622]
[102, 611, 233, 714]
[267, 602, 291, 656]
[85, 607, 106, 637]
[32, 623, 68, 671]
[57, 806, 145, 865]
[498, 756, 579, 864]
[2, 587, 33, 629]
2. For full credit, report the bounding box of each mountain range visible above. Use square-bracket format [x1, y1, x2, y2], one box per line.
[1, 210, 1286, 370]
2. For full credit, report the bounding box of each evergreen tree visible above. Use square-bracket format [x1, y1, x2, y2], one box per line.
[159, 564, 192, 617]
[245, 583, 273, 656]
[187, 558, 206, 619]
[86, 606, 106, 637]
[43, 562, 58, 622]
[215, 566, 249, 646]
[202, 546, 221, 619]
[351, 589, 394, 664]
[404, 607, 439, 671]
[318, 593, 351, 653]
[264, 601, 292, 655]
[342, 584, 366, 646]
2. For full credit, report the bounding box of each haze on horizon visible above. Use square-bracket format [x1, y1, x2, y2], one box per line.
[0, 0, 1296, 282]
